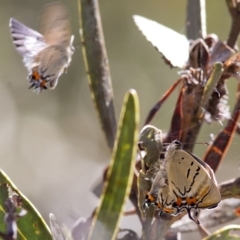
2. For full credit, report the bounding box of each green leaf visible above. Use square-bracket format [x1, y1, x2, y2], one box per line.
[203, 225, 240, 240]
[88, 89, 140, 240]
[197, 62, 223, 119]
[0, 169, 52, 239]
[78, 0, 117, 149]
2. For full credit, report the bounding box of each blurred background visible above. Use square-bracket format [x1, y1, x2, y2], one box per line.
[0, 0, 239, 238]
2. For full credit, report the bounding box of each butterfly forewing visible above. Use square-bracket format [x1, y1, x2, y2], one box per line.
[39, 3, 72, 47]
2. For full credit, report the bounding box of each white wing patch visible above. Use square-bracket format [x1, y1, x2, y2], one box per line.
[133, 15, 189, 68]
[9, 18, 47, 60]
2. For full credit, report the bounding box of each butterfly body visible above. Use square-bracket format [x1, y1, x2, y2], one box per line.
[9, 3, 74, 92]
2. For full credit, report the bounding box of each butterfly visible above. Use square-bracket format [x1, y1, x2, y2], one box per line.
[162, 140, 221, 223]
[9, 3, 74, 92]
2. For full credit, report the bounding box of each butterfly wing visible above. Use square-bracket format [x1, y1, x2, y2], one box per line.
[39, 3, 72, 47]
[167, 149, 221, 209]
[30, 45, 70, 90]
[133, 15, 189, 68]
[157, 185, 178, 215]
[188, 152, 221, 208]
[9, 18, 46, 60]
[31, 3, 74, 91]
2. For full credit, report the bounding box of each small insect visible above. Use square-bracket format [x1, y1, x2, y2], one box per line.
[138, 125, 163, 167]
[9, 3, 74, 92]
[163, 140, 221, 223]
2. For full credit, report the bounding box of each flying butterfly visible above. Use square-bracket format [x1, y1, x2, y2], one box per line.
[163, 140, 221, 223]
[9, 2, 74, 92]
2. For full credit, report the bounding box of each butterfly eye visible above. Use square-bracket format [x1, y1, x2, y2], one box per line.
[173, 140, 182, 149]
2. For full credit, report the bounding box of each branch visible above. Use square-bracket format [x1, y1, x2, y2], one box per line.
[225, 0, 240, 48]
[186, 0, 206, 39]
[220, 177, 240, 199]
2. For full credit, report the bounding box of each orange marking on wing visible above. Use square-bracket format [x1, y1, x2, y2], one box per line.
[32, 71, 41, 81]
[212, 146, 223, 155]
[186, 197, 196, 205]
[40, 79, 47, 88]
[147, 194, 156, 203]
[176, 197, 182, 206]
[163, 207, 174, 214]
[156, 202, 163, 209]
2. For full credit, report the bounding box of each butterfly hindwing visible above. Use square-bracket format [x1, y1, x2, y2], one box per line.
[165, 141, 221, 211]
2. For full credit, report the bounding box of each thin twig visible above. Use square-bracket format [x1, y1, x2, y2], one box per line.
[220, 177, 240, 199]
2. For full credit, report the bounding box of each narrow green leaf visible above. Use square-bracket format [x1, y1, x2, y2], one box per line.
[78, 0, 117, 149]
[203, 225, 240, 240]
[0, 172, 8, 236]
[88, 89, 140, 240]
[197, 62, 223, 119]
[0, 169, 52, 239]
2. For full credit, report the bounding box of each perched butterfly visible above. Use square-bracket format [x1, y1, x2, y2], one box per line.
[9, 3, 74, 92]
[163, 140, 221, 223]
